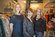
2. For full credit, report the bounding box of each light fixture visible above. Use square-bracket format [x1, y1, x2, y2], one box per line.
[30, 4, 40, 10]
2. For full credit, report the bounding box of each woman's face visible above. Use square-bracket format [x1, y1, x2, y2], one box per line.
[16, 5, 21, 14]
[27, 10, 33, 18]
[37, 9, 41, 19]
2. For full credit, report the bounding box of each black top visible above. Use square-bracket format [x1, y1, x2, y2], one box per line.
[33, 17, 46, 32]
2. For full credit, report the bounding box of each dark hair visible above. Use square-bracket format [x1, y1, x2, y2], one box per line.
[25, 8, 33, 16]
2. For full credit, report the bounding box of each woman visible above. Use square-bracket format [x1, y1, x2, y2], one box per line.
[33, 9, 46, 37]
[10, 4, 24, 37]
[23, 8, 34, 37]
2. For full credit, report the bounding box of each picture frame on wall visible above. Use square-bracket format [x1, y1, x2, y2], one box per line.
[31, 0, 43, 3]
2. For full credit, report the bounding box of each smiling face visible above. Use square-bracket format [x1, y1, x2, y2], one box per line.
[37, 9, 41, 19]
[15, 5, 21, 15]
[27, 10, 33, 18]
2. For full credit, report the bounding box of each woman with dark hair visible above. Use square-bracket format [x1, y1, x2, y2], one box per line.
[23, 8, 34, 37]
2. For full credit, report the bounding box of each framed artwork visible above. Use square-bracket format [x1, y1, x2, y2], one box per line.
[31, 0, 43, 3]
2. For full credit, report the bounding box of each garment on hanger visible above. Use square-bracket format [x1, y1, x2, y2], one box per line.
[0, 15, 11, 37]
[0, 19, 6, 37]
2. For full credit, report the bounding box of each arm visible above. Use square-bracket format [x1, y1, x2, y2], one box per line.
[9, 16, 14, 33]
[10, 23, 13, 33]
[42, 19, 46, 31]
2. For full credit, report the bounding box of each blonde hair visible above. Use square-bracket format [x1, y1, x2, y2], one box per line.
[14, 4, 21, 14]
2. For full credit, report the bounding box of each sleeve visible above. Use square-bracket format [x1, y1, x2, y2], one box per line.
[33, 16, 36, 32]
[9, 16, 14, 32]
[23, 18, 30, 37]
[42, 19, 46, 31]
[9, 16, 14, 23]
[43, 20, 46, 31]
